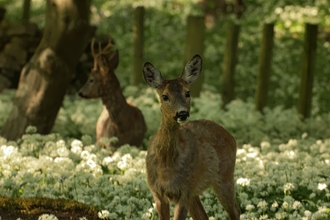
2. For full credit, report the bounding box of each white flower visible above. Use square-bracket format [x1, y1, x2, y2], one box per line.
[292, 201, 301, 209]
[282, 201, 289, 209]
[56, 140, 66, 147]
[257, 200, 268, 210]
[71, 139, 83, 148]
[275, 7, 283, 14]
[98, 210, 110, 219]
[237, 178, 250, 186]
[57, 146, 69, 157]
[271, 201, 279, 208]
[288, 139, 297, 147]
[102, 156, 114, 166]
[304, 210, 312, 217]
[80, 150, 90, 160]
[259, 214, 268, 220]
[245, 204, 255, 211]
[301, 132, 308, 139]
[318, 183, 327, 190]
[1, 145, 17, 157]
[275, 212, 282, 219]
[283, 183, 295, 194]
[260, 141, 270, 150]
[117, 160, 127, 170]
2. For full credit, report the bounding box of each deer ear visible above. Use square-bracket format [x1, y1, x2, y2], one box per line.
[181, 54, 202, 85]
[143, 62, 164, 88]
[108, 49, 119, 70]
[98, 55, 110, 73]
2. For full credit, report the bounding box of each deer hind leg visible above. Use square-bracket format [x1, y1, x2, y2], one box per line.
[212, 176, 241, 220]
[187, 196, 208, 220]
[173, 202, 188, 220]
[154, 194, 170, 220]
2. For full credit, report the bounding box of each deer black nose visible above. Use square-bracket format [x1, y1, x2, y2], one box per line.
[176, 111, 189, 121]
[78, 92, 87, 98]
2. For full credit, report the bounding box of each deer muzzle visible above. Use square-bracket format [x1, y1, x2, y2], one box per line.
[174, 111, 190, 124]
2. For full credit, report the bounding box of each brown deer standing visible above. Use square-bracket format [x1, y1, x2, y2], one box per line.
[79, 38, 147, 148]
[143, 54, 240, 220]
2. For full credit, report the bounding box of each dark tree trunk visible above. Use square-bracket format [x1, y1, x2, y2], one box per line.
[297, 24, 318, 119]
[221, 20, 240, 109]
[0, 0, 95, 140]
[22, 0, 31, 23]
[183, 15, 205, 97]
[133, 6, 144, 85]
[255, 23, 274, 112]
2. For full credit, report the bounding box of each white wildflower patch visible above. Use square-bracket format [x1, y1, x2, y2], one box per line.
[0, 88, 330, 220]
[38, 214, 58, 220]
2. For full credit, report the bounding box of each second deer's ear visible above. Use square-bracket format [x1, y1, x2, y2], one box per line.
[98, 55, 110, 73]
[109, 49, 119, 70]
[181, 54, 202, 85]
[143, 62, 165, 88]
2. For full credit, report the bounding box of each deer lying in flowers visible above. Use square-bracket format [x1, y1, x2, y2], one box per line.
[79, 38, 147, 148]
[143, 54, 240, 220]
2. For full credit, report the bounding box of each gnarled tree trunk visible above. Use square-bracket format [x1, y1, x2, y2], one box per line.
[0, 0, 95, 140]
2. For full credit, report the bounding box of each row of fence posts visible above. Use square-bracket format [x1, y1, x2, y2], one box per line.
[132, 6, 318, 119]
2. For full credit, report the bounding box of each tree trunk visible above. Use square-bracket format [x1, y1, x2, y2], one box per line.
[22, 0, 31, 23]
[133, 6, 144, 85]
[297, 24, 318, 119]
[221, 20, 240, 109]
[183, 15, 205, 97]
[0, 0, 95, 140]
[255, 23, 274, 112]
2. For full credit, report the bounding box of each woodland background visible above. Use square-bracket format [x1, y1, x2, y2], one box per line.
[0, 0, 329, 219]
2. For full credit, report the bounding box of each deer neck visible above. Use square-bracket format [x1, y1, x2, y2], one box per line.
[101, 77, 128, 119]
[155, 115, 181, 165]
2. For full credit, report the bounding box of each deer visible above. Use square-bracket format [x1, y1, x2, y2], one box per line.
[79, 38, 147, 148]
[142, 54, 241, 220]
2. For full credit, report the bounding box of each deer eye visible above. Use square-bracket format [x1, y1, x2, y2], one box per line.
[162, 95, 169, 101]
[89, 79, 94, 83]
[185, 91, 190, 98]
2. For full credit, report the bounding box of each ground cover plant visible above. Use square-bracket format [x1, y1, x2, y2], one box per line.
[1, 88, 330, 219]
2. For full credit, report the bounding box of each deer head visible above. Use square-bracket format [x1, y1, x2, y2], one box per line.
[143, 54, 202, 124]
[79, 38, 119, 99]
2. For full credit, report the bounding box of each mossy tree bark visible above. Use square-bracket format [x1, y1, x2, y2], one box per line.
[255, 23, 274, 112]
[183, 15, 205, 97]
[221, 20, 240, 109]
[0, 0, 95, 140]
[133, 6, 145, 85]
[297, 24, 318, 119]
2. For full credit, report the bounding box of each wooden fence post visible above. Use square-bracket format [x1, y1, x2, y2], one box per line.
[297, 23, 318, 118]
[183, 15, 205, 97]
[133, 6, 144, 85]
[22, 0, 31, 23]
[221, 20, 240, 109]
[255, 23, 274, 112]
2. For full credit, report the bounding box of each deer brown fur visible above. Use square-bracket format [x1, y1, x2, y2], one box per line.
[143, 55, 240, 220]
[79, 38, 147, 148]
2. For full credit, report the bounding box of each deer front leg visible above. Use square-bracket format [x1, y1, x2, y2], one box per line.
[154, 194, 170, 220]
[173, 203, 188, 220]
